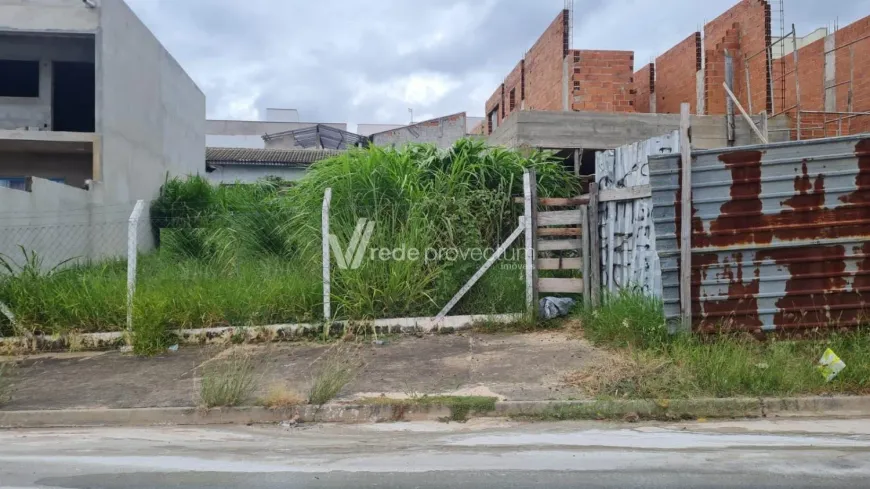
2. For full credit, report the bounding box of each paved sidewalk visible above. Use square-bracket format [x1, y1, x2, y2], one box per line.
[1, 331, 603, 411]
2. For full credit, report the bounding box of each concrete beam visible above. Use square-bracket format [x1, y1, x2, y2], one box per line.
[0, 0, 98, 33]
[491, 110, 782, 151]
[0, 129, 98, 144]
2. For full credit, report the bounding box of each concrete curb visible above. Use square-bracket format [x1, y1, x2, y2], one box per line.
[2, 396, 869, 429]
[0, 314, 523, 353]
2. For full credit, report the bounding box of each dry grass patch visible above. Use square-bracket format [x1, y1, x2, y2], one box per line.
[0, 362, 13, 406]
[262, 384, 306, 409]
[563, 349, 693, 399]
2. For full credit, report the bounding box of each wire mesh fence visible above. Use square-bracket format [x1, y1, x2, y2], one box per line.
[0, 204, 147, 338]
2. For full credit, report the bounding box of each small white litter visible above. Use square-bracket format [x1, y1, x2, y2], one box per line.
[817, 348, 846, 382]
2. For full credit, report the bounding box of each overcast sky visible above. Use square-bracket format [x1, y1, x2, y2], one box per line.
[126, 0, 869, 127]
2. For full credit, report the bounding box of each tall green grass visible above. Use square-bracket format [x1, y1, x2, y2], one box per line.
[0, 140, 575, 337]
[576, 290, 870, 398]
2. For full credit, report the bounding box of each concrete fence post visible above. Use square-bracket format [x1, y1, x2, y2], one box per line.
[127, 200, 146, 333]
[322, 188, 332, 323]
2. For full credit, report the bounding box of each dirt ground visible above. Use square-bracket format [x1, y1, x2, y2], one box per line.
[0, 331, 606, 410]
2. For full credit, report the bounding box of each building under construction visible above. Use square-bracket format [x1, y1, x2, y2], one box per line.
[476, 0, 870, 145]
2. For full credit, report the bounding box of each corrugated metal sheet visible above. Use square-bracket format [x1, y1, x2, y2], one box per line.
[596, 131, 679, 297]
[651, 135, 870, 332]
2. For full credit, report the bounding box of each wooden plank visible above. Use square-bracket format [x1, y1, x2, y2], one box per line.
[433, 221, 526, 324]
[598, 185, 652, 203]
[679, 103, 693, 329]
[322, 188, 332, 322]
[538, 278, 584, 294]
[539, 209, 583, 226]
[722, 82, 768, 144]
[537, 258, 583, 270]
[538, 239, 582, 251]
[513, 196, 589, 206]
[581, 204, 591, 304]
[588, 183, 601, 306]
[538, 227, 581, 237]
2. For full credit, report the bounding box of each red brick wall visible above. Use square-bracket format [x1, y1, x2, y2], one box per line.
[704, 24, 741, 116]
[835, 15, 870, 133]
[704, 0, 771, 114]
[484, 84, 503, 134]
[524, 10, 569, 111]
[655, 33, 701, 114]
[778, 14, 870, 139]
[781, 37, 825, 112]
[503, 60, 525, 119]
[633, 63, 654, 113]
[571, 50, 635, 112]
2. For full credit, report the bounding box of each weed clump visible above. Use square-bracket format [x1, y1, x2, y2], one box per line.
[199, 351, 256, 408]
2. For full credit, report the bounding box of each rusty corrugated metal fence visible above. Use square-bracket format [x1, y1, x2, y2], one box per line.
[650, 135, 870, 332]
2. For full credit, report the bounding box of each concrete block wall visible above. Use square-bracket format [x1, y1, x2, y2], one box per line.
[654, 33, 701, 114]
[633, 63, 655, 114]
[571, 50, 635, 113]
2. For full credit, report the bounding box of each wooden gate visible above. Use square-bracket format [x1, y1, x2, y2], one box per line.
[522, 169, 600, 312]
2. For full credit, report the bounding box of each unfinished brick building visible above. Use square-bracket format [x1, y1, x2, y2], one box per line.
[484, 9, 635, 135]
[485, 0, 870, 142]
[634, 0, 870, 140]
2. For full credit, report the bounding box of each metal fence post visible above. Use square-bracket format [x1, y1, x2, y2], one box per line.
[679, 103, 693, 330]
[127, 200, 146, 332]
[322, 188, 332, 322]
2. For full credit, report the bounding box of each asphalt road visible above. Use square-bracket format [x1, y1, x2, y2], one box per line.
[2, 418, 870, 488]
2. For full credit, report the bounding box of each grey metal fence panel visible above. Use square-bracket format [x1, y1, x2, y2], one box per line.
[596, 131, 679, 298]
[650, 134, 870, 332]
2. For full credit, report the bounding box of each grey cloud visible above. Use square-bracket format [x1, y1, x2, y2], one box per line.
[126, 0, 868, 125]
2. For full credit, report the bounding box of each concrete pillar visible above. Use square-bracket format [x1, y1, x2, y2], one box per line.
[562, 56, 570, 111]
[40, 58, 52, 130]
[824, 32, 836, 112]
[697, 31, 706, 115]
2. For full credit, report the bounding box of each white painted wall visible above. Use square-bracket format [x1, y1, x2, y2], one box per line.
[357, 123, 404, 137]
[207, 165, 307, 184]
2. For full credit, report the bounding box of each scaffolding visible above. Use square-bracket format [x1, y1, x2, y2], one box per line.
[743, 1, 870, 141]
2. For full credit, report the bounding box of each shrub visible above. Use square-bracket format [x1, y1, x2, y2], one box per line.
[308, 346, 360, 405]
[199, 351, 256, 408]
